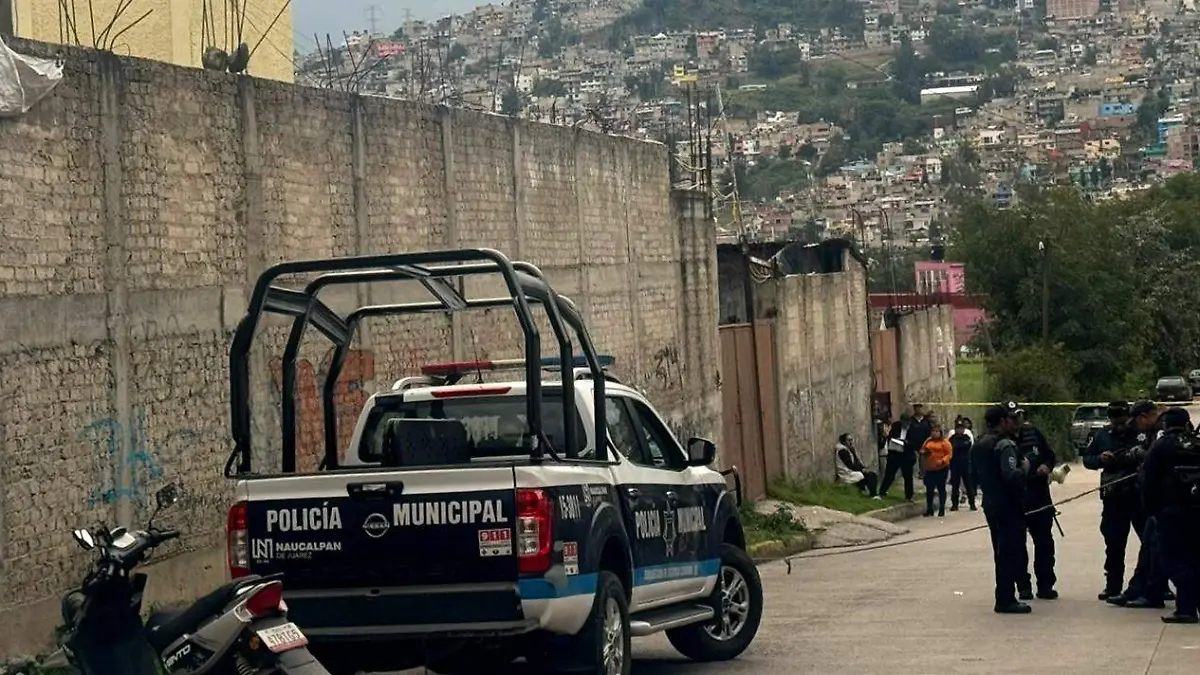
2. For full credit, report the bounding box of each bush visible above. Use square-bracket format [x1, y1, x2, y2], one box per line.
[988, 344, 1079, 460]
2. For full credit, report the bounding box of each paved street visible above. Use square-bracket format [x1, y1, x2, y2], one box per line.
[388, 460, 1197, 675]
[622, 463, 1199, 675]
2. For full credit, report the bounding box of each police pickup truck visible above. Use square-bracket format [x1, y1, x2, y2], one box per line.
[222, 250, 762, 675]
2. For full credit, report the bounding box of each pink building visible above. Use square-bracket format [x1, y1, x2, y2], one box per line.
[913, 261, 986, 348]
[915, 260, 966, 294]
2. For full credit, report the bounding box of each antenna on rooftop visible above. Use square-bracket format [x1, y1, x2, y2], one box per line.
[366, 4, 381, 36]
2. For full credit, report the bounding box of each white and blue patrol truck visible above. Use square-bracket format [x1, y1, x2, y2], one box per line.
[222, 250, 763, 675]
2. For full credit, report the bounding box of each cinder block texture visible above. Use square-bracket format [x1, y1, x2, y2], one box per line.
[898, 305, 958, 413]
[0, 39, 720, 656]
[759, 254, 875, 483]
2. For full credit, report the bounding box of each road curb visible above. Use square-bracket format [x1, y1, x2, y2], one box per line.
[747, 533, 816, 564]
[861, 500, 926, 523]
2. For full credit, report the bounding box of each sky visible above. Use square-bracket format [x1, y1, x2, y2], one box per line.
[292, 0, 491, 51]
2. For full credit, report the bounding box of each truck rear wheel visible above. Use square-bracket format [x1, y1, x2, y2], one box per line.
[535, 570, 631, 675]
[666, 543, 763, 662]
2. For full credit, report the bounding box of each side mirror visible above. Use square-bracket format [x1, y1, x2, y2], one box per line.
[155, 483, 181, 510]
[72, 529, 95, 550]
[686, 437, 717, 467]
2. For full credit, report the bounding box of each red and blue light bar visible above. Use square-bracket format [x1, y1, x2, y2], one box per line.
[420, 355, 615, 377]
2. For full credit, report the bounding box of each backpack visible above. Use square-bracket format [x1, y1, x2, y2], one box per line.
[1172, 434, 1200, 511]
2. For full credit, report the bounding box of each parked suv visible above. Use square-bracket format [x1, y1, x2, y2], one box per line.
[1070, 405, 1109, 449]
[1156, 375, 1193, 402]
[1188, 369, 1200, 392]
[221, 250, 763, 675]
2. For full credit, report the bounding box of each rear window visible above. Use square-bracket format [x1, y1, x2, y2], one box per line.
[1073, 406, 1106, 421]
[1158, 377, 1186, 386]
[358, 391, 588, 462]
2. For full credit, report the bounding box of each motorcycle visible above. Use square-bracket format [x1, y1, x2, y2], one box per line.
[36, 482, 330, 675]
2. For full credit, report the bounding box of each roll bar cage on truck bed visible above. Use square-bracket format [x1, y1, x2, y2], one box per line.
[223, 248, 611, 477]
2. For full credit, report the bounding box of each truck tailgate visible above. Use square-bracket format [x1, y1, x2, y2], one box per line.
[242, 467, 518, 590]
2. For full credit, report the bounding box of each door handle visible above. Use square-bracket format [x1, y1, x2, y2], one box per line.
[665, 490, 679, 503]
[625, 487, 640, 500]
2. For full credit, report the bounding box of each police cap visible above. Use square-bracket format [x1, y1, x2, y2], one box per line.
[1130, 400, 1157, 417]
[1107, 400, 1130, 418]
[985, 404, 1018, 427]
[1161, 406, 1191, 429]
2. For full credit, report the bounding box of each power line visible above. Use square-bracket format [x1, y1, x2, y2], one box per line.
[781, 472, 1135, 567]
[366, 4, 381, 36]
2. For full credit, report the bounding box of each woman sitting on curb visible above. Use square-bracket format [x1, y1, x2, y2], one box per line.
[836, 433, 880, 499]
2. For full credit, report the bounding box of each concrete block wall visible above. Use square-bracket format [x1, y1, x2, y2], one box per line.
[759, 253, 875, 483]
[0, 39, 720, 656]
[898, 305, 958, 415]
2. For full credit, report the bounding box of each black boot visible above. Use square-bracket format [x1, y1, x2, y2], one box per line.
[1098, 588, 1122, 601]
[994, 601, 1033, 614]
[1162, 613, 1199, 624]
[1125, 597, 1166, 609]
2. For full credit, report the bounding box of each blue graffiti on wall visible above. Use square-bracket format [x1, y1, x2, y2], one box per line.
[80, 407, 199, 508]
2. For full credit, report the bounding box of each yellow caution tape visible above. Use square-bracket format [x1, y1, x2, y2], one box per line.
[927, 402, 1192, 407]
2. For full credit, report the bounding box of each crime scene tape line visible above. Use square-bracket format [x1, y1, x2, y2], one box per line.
[924, 402, 1200, 407]
[781, 473, 1136, 572]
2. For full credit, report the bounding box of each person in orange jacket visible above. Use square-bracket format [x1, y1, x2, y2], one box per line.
[920, 423, 954, 517]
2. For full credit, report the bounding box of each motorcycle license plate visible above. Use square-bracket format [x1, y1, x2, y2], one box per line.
[256, 622, 308, 653]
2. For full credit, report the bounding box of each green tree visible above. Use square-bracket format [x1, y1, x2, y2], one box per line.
[891, 33, 924, 105]
[817, 134, 848, 175]
[748, 43, 808, 80]
[532, 78, 567, 97]
[948, 178, 1200, 402]
[448, 43, 468, 62]
[500, 88, 522, 116]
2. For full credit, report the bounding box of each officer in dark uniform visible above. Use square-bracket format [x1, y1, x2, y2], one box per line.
[972, 401, 1032, 614]
[1082, 400, 1142, 600]
[1013, 405, 1058, 600]
[1108, 401, 1172, 608]
[1142, 406, 1200, 623]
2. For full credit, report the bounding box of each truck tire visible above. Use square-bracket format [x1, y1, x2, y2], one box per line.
[537, 570, 631, 675]
[666, 543, 763, 662]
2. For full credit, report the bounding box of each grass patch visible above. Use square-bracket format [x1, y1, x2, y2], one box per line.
[955, 358, 993, 430]
[769, 480, 908, 515]
[739, 501, 807, 545]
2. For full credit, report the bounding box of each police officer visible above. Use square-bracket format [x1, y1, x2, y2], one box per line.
[1141, 406, 1200, 624]
[1108, 400, 1172, 608]
[1082, 401, 1143, 601]
[972, 401, 1032, 614]
[1013, 405, 1058, 600]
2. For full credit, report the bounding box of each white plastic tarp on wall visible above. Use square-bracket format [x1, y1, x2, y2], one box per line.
[0, 35, 64, 117]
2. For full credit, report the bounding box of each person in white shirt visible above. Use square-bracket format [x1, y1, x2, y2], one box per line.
[948, 416, 977, 511]
[835, 433, 880, 498]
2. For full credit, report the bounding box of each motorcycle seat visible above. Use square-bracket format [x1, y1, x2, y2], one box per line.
[146, 576, 263, 652]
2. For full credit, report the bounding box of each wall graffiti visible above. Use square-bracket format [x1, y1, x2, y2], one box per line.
[649, 345, 684, 391]
[270, 348, 376, 471]
[81, 407, 194, 508]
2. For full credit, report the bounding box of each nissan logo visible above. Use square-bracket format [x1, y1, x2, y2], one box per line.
[363, 512, 390, 538]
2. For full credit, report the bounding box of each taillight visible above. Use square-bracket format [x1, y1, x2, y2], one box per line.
[242, 581, 284, 618]
[516, 489, 553, 575]
[227, 501, 249, 578]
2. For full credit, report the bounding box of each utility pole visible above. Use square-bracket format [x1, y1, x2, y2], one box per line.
[717, 82, 770, 487]
[1040, 239, 1049, 342]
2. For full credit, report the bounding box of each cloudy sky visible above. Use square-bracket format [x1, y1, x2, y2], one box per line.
[293, 0, 491, 49]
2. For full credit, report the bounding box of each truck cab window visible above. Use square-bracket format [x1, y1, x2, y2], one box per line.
[605, 397, 644, 464]
[625, 399, 686, 471]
